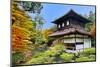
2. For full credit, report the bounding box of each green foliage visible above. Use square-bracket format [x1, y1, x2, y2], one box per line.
[76, 57, 90, 62]
[84, 48, 96, 55]
[20, 1, 45, 30]
[42, 29, 53, 43]
[76, 48, 96, 62]
[26, 44, 65, 64]
[60, 53, 74, 62]
[88, 11, 95, 22]
[26, 54, 55, 64]
[20, 1, 43, 13]
[45, 44, 65, 56]
[12, 52, 24, 64]
[75, 55, 96, 62]
[85, 11, 95, 32]
[85, 23, 93, 31]
[35, 30, 46, 45]
[89, 55, 96, 61]
[19, 20, 36, 31]
[26, 45, 96, 64]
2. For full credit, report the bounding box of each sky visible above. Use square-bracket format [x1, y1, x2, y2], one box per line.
[30, 3, 96, 30]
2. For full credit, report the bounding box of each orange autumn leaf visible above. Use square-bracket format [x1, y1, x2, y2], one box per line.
[12, 25, 31, 52]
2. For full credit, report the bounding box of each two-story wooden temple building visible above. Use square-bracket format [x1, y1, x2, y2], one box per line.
[49, 9, 92, 53]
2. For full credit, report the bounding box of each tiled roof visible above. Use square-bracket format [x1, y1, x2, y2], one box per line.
[52, 9, 91, 24]
[49, 28, 91, 37]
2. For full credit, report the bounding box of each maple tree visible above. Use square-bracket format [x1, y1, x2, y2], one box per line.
[12, 25, 32, 52]
[12, 0, 36, 53]
[12, 0, 36, 64]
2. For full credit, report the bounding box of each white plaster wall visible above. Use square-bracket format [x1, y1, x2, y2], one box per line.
[64, 38, 75, 43]
[84, 38, 91, 48]
[64, 38, 84, 43]
[76, 38, 84, 42]
[76, 44, 84, 50]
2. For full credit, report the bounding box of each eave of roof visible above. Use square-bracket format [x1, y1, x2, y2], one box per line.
[52, 9, 91, 24]
[49, 28, 91, 37]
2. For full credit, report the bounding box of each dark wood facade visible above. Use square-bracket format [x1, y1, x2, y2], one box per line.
[49, 9, 91, 36]
[52, 10, 90, 30]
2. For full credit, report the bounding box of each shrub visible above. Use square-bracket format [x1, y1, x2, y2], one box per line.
[60, 53, 74, 62]
[76, 57, 90, 62]
[75, 55, 96, 62]
[27, 44, 65, 64]
[26, 53, 55, 64]
[89, 55, 96, 61]
[75, 48, 96, 62]
[43, 43, 65, 57]
[84, 48, 96, 55]
[12, 52, 24, 64]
